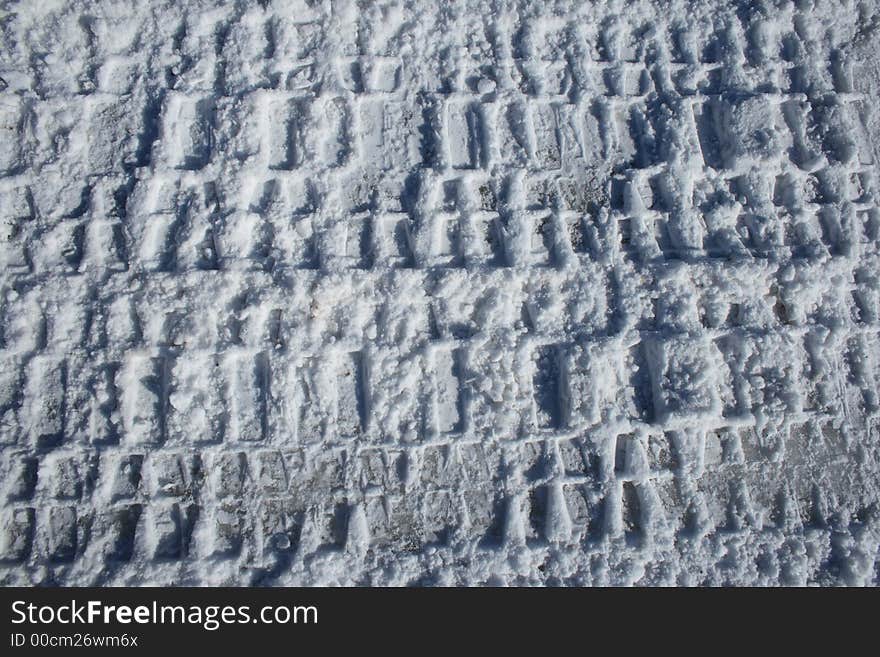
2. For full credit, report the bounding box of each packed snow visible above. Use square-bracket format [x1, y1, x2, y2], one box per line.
[2, 0, 880, 585]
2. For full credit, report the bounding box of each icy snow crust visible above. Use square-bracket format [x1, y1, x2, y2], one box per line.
[1, 0, 880, 586]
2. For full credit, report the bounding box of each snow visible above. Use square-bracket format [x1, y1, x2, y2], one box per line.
[1, 0, 880, 585]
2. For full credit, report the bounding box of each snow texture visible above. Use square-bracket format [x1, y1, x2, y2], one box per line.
[2, 0, 880, 586]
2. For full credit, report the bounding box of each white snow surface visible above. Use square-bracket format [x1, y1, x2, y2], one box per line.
[2, 0, 880, 585]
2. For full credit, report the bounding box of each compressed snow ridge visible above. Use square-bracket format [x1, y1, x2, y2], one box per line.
[1, 0, 880, 585]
